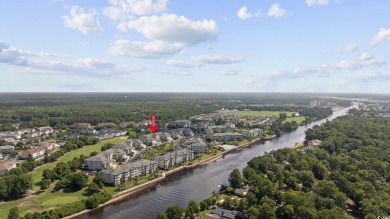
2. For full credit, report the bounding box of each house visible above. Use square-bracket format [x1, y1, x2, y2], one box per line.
[19, 142, 55, 159]
[207, 133, 243, 142]
[0, 160, 19, 176]
[85, 148, 129, 171]
[153, 149, 194, 170]
[38, 126, 53, 136]
[0, 145, 15, 154]
[234, 185, 249, 197]
[210, 208, 243, 219]
[170, 120, 192, 128]
[101, 160, 157, 185]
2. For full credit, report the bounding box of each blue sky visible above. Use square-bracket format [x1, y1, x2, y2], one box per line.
[1, 0, 390, 92]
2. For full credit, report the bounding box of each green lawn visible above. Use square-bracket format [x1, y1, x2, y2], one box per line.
[0, 186, 87, 218]
[228, 110, 294, 117]
[284, 116, 305, 125]
[32, 137, 127, 190]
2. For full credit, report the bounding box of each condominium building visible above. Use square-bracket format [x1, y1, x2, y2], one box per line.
[101, 160, 157, 185]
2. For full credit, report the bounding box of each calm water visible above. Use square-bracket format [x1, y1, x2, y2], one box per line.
[76, 107, 351, 219]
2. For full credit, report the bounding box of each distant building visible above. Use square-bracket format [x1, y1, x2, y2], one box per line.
[152, 149, 194, 170]
[0, 146, 15, 154]
[0, 160, 19, 176]
[184, 138, 207, 153]
[19, 142, 55, 159]
[101, 160, 157, 185]
[80, 128, 96, 134]
[25, 131, 39, 138]
[206, 125, 234, 134]
[310, 100, 319, 108]
[207, 133, 243, 142]
[73, 123, 92, 129]
[170, 120, 192, 128]
[38, 126, 53, 136]
[85, 148, 129, 171]
[210, 208, 243, 219]
[241, 128, 263, 138]
[96, 122, 116, 128]
[113, 139, 143, 154]
[192, 121, 215, 131]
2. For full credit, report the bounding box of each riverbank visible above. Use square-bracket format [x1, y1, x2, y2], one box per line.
[64, 136, 272, 219]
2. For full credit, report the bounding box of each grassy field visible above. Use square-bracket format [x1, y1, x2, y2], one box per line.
[31, 137, 127, 189]
[0, 184, 87, 218]
[228, 110, 294, 117]
[284, 116, 305, 125]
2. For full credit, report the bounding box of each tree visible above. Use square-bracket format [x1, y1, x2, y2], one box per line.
[39, 179, 51, 190]
[87, 182, 101, 194]
[70, 172, 88, 190]
[54, 162, 71, 179]
[199, 200, 208, 211]
[156, 213, 169, 219]
[8, 207, 19, 219]
[165, 205, 185, 219]
[90, 151, 98, 157]
[93, 173, 104, 189]
[229, 168, 243, 189]
[42, 169, 56, 181]
[312, 163, 327, 180]
[187, 199, 200, 214]
[128, 131, 138, 139]
[258, 203, 276, 219]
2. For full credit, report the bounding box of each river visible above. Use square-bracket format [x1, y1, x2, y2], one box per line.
[76, 107, 351, 219]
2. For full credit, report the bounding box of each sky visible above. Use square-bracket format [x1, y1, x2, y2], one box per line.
[1, 0, 390, 93]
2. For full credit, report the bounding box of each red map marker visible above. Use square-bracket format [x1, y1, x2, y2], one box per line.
[150, 114, 157, 133]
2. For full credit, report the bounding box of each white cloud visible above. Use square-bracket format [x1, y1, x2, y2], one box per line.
[103, 0, 168, 20]
[106, 40, 182, 58]
[341, 42, 359, 53]
[122, 14, 218, 46]
[268, 3, 286, 18]
[237, 6, 261, 20]
[0, 41, 63, 65]
[360, 52, 372, 62]
[0, 41, 141, 76]
[168, 54, 245, 68]
[63, 6, 103, 33]
[305, 0, 329, 6]
[221, 68, 240, 76]
[369, 28, 390, 47]
[193, 54, 245, 64]
[336, 60, 360, 70]
[107, 14, 219, 58]
[167, 60, 201, 68]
